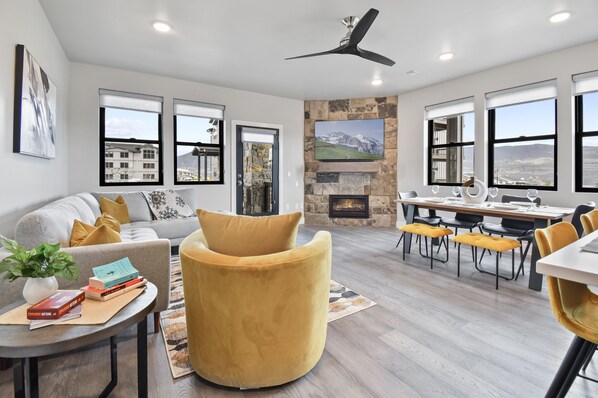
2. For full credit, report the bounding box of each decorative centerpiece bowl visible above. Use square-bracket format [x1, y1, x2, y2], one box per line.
[459, 177, 488, 205]
[0, 236, 79, 304]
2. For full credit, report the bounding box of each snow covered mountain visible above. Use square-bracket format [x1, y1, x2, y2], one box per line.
[317, 132, 383, 155]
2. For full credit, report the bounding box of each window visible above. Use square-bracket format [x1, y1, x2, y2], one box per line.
[173, 99, 225, 184]
[426, 97, 475, 185]
[143, 174, 155, 180]
[143, 149, 155, 159]
[99, 89, 163, 186]
[574, 71, 598, 192]
[106, 162, 113, 168]
[105, 174, 113, 181]
[487, 80, 557, 189]
[143, 163, 155, 169]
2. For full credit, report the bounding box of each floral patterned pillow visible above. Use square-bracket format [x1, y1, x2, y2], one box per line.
[142, 189, 194, 220]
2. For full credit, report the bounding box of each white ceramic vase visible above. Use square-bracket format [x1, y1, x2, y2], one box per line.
[459, 177, 488, 205]
[23, 276, 59, 305]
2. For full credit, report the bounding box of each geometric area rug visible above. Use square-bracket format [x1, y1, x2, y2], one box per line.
[161, 256, 376, 379]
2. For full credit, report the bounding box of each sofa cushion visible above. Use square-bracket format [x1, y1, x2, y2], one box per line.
[142, 189, 194, 220]
[91, 191, 153, 222]
[124, 217, 198, 241]
[76, 193, 101, 218]
[95, 213, 121, 233]
[175, 188, 198, 212]
[15, 196, 97, 248]
[71, 220, 122, 247]
[99, 195, 131, 224]
[197, 209, 302, 256]
[120, 227, 159, 242]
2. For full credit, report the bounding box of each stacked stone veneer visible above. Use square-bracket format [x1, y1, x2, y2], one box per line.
[304, 96, 398, 227]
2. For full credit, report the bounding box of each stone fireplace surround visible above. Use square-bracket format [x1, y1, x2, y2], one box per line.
[304, 96, 398, 228]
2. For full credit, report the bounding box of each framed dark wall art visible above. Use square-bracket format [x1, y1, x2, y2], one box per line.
[13, 44, 57, 159]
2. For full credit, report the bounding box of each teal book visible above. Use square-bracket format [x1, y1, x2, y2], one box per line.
[92, 258, 139, 288]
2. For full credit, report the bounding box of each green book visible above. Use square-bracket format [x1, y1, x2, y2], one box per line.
[92, 257, 139, 288]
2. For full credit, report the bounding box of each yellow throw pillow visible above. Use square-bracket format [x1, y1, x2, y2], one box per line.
[94, 213, 121, 233]
[70, 220, 122, 247]
[197, 209, 302, 256]
[99, 195, 131, 224]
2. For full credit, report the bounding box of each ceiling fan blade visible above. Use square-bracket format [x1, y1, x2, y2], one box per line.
[348, 8, 379, 46]
[356, 48, 395, 66]
[285, 45, 346, 61]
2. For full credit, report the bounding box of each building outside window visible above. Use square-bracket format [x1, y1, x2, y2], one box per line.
[486, 80, 557, 189]
[143, 149, 155, 159]
[143, 174, 155, 180]
[99, 89, 163, 186]
[426, 97, 475, 185]
[173, 98, 225, 184]
[574, 71, 598, 192]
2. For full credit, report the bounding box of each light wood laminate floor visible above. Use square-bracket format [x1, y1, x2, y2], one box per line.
[0, 225, 596, 397]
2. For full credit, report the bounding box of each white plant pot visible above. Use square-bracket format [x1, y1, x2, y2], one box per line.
[23, 276, 59, 305]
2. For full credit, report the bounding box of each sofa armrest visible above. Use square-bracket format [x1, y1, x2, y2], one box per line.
[0, 240, 171, 313]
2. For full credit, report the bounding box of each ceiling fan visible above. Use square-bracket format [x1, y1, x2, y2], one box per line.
[285, 8, 395, 67]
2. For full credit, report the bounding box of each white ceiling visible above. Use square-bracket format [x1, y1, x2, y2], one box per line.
[39, 0, 598, 100]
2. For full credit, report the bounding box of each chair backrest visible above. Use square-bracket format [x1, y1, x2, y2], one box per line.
[535, 222, 591, 334]
[398, 191, 419, 219]
[455, 212, 484, 223]
[571, 202, 596, 237]
[581, 209, 598, 235]
[500, 194, 541, 231]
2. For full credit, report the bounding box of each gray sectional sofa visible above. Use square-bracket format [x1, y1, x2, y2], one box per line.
[0, 188, 200, 313]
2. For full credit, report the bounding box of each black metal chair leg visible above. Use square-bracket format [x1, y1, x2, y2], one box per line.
[457, 243, 461, 277]
[556, 339, 595, 397]
[395, 233, 404, 248]
[495, 252, 499, 290]
[582, 346, 596, 372]
[546, 336, 589, 398]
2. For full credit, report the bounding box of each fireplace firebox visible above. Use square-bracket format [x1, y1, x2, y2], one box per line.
[329, 195, 369, 219]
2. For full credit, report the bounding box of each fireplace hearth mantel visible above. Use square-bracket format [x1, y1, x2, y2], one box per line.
[317, 162, 380, 173]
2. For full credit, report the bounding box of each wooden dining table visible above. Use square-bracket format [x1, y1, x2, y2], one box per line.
[396, 197, 575, 292]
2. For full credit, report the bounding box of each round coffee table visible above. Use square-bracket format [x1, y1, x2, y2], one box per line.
[0, 282, 157, 398]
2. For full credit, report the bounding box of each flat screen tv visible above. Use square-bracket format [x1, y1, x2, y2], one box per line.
[314, 119, 384, 161]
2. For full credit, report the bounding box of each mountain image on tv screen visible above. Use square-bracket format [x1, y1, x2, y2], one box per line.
[315, 119, 385, 161]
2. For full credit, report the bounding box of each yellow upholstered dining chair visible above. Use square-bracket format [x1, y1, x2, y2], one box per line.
[179, 227, 332, 389]
[581, 209, 598, 235]
[535, 222, 598, 397]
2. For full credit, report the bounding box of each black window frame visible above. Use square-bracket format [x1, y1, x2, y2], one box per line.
[173, 114, 225, 185]
[575, 94, 598, 192]
[427, 114, 475, 186]
[99, 106, 164, 186]
[488, 99, 558, 191]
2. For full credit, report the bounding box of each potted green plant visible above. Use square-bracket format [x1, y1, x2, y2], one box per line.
[0, 236, 79, 304]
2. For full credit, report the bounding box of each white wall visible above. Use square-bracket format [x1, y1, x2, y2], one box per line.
[67, 63, 304, 213]
[397, 40, 598, 223]
[0, 0, 70, 237]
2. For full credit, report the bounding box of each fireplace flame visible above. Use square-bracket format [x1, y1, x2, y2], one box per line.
[335, 199, 365, 210]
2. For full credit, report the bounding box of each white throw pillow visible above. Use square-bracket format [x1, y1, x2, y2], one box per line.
[142, 189, 194, 220]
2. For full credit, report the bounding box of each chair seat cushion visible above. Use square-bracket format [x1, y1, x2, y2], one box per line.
[400, 224, 453, 238]
[482, 223, 528, 237]
[453, 233, 521, 252]
[440, 218, 480, 229]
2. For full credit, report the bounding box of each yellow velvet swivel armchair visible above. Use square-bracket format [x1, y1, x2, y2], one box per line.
[179, 214, 332, 389]
[535, 222, 598, 396]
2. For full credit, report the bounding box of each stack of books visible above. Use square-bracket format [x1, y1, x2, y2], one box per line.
[80, 257, 146, 301]
[27, 291, 85, 330]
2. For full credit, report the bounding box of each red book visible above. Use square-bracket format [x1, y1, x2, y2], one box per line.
[80, 277, 144, 299]
[81, 279, 147, 301]
[27, 291, 85, 320]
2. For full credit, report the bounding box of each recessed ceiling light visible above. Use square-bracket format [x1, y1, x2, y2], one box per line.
[549, 11, 570, 23]
[371, 79, 382, 86]
[406, 70, 418, 76]
[152, 21, 172, 32]
[438, 52, 454, 61]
